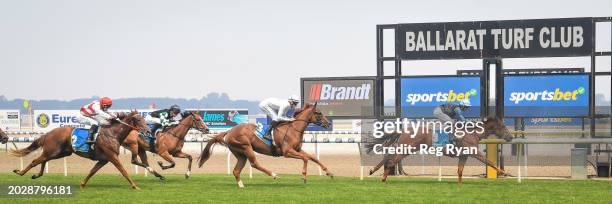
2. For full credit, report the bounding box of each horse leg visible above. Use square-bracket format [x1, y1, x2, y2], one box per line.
[244, 146, 278, 179]
[230, 150, 248, 188]
[457, 155, 468, 186]
[283, 148, 309, 183]
[172, 151, 192, 179]
[127, 143, 147, 168]
[471, 152, 506, 175]
[107, 153, 140, 190]
[13, 155, 47, 176]
[301, 150, 334, 179]
[156, 151, 176, 170]
[138, 149, 165, 180]
[370, 157, 386, 176]
[382, 155, 402, 182]
[30, 161, 47, 179]
[80, 160, 108, 189]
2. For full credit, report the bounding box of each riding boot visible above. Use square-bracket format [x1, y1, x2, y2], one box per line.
[85, 125, 98, 144]
[263, 121, 277, 141]
[151, 124, 162, 136]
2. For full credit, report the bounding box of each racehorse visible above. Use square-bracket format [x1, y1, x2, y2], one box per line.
[0, 128, 8, 144]
[365, 117, 513, 185]
[198, 102, 333, 188]
[122, 111, 210, 180]
[10, 111, 150, 190]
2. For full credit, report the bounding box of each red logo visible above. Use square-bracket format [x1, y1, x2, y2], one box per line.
[309, 84, 322, 100]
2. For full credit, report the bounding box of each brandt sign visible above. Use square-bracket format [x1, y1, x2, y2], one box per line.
[302, 78, 375, 117]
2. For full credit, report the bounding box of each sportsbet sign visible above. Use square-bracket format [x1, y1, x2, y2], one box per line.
[401, 76, 481, 117]
[504, 74, 589, 117]
[302, 78, 375, 117]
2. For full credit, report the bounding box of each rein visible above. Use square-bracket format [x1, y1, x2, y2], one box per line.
[115, 118, 139, 130]
[164, 114, 202, 138]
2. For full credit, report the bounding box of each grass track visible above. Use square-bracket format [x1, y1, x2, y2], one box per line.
[0, 173, 610, 203]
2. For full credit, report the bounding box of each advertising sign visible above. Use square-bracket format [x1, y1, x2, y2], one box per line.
[302, 78, 375, 117]
[400, 76, 481, 117]
[396, 18, 593, 60]
[0, 110, 21, 131]
[504, 74, 589, 117]
[195, 109, 248, 129]
[33, 109, 156, 132]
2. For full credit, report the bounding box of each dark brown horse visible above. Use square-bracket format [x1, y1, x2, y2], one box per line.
[122, 111, 209, 180]
[0, 128, 8, 144]
[198, 103, 332, 188]
[10, 111, 150, 190]
[365, 117, 513, 184]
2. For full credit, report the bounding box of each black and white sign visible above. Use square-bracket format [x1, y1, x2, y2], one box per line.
[396, 18, 593, 60]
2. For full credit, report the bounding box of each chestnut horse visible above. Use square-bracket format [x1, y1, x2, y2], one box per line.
[198, 103, 332, 188]
[122, 111, 209, 180]
[365, 117, 513, 184]
[10, 111, 150, 190]
[0, 128, 8, 144]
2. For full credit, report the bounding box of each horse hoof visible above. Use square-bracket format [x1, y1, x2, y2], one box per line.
[157, 161, 163, 167]
[12, 170, 21, 175]
[368, 170, 374, 175]
[302, 178, 307, 184]
[237, 180, 245, 188]
[159, 176, 166, 181]
[184, 174, 189, 179]
[326, 173, 334, 179]
[272, 173, 280, 180]
[80, 181, 86, 189]
[132, 186, 141, 191]
[31, 175, 38, 179]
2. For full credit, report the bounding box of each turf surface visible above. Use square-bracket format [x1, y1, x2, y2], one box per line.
[0, 173, 610, 203]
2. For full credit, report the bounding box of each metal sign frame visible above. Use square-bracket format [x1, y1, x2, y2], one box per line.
[376, 17, 612, 137]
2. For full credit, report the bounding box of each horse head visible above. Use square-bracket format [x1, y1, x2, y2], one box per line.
[120, 110, 151, 135]
[0, 128, 8, 144]
[482, 117, 513, 142]
[294, 102, 330, 128]
[183, 111, 210, 134]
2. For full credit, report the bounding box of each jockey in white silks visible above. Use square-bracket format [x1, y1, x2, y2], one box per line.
[258, 95, 300, 140]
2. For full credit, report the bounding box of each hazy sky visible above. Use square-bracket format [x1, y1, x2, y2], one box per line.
[1, 0, 611, 101]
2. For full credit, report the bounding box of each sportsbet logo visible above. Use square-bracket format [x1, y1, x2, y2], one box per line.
[309, 83, 371, 100]
[405, 89, 477, 105]
[508, 87, 585, 104]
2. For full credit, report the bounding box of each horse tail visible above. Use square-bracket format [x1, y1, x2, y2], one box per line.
[364, 133, 401, 154]
[9, 134, 44, 157]
[198, 131, 227, 168]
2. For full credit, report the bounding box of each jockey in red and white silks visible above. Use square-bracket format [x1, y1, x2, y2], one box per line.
[77, 97, 115, 143]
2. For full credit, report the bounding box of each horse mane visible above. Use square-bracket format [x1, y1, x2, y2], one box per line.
[293, 103, 313, 117]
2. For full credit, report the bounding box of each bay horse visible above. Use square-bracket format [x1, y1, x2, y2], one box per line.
[198, 102, 333, 188]
[365, 117, 513, 185]
[122, 111, 210, 180]
[0, 128, 8, 144]
[9, 111, 150, 190]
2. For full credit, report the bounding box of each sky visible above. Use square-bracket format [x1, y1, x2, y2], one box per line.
[0, 0, 610, 101]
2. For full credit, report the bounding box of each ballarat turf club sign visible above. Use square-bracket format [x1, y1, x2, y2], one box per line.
[396, 17, 593, 60]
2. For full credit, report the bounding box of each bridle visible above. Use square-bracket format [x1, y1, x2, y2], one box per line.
[165, 113, 209, 138]
[286, 108, 326, 134]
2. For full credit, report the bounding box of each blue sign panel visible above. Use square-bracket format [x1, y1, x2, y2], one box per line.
[400, 76, 481, 117]
[504, 74, 589, 117]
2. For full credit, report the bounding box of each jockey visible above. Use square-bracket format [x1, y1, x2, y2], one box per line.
[77, 97, 116, 144]
[433, 99, 471, 141]
[145, 105, 183, 135]
[259, 95, 300, 140]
